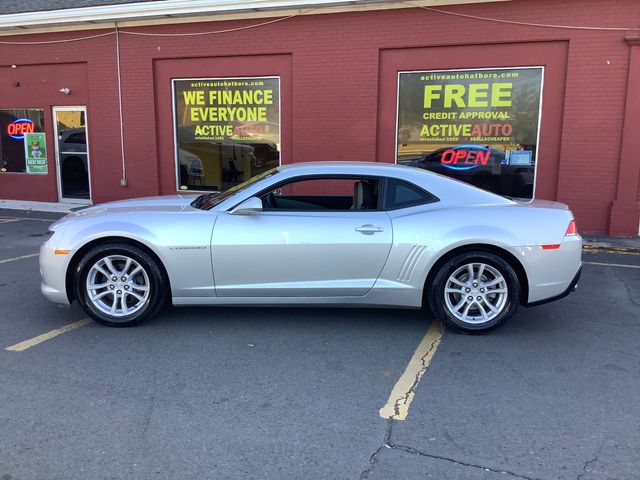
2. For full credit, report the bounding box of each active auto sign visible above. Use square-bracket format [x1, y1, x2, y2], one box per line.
[396, 67, 543, 147]
[174, 77, 280, 143]
[395, 67, 542, 200]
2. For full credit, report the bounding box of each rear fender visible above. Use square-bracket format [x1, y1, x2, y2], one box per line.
[413, 226, 524, 288]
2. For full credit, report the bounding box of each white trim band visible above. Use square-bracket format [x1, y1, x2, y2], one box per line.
[0, 0, 506, 31]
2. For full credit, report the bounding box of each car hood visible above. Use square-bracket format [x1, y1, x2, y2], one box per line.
[51, 194, 201, 229]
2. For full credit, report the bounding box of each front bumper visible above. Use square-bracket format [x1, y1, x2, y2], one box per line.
[39, 234, 72, 305]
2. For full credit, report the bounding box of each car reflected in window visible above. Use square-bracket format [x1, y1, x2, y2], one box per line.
[402, 145, 534, 199]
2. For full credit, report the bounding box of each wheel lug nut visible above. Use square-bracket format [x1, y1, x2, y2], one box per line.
[112, 276, 117, 281]
[121, 277, 126, 281]
[467, 296, 473, 301]
[124, 285, 129, 290]
[477, 296, 482, 301]
[117, 290, 122, 295]
[465, 288, 470, 292]
[473, 283, 478, 287]
[480, 288, 485, 292]
[110, 285, 115, 290]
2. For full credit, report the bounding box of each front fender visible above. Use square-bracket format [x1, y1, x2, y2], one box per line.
[57, 214, 217, 298]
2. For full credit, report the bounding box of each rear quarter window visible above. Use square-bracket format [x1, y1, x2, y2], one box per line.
[384, 178, 438, 210]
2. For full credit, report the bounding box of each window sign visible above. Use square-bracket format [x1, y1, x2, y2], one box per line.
[0, 109, 45, 173]
[24, 132, 48, 174]
[173, 77, 281, 191]
[7, 118, 34, 139]
[508, 149, 533, 166]
[396, 67, 543, 198]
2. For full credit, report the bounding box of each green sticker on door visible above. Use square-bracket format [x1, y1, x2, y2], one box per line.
[24, 132, 48, 174]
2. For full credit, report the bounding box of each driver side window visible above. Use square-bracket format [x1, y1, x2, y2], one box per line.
[260, 177, 381, 211]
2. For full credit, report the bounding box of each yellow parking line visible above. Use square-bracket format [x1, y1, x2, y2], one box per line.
[6, 319, 92, 352]
[0, 216, 57, 223]
[583, 261, 640, 269]
[0, 253, 39, 264]
[379, 321, 443, 421]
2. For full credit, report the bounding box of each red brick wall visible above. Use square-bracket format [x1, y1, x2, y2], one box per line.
[0, 62, 91, 201]
[0, 0, 638, 235]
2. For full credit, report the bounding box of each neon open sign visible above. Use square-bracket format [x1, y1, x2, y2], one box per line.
[7, 118, 34, 140]
[440, 145, 490, 171]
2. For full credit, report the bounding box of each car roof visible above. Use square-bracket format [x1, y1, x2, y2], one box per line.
[210, 160, 514, 211]
[273, 161, 514, 206]
[276, 161, 411, 175]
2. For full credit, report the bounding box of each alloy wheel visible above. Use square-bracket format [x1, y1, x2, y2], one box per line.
[85, 255, 150, 317]
[443, 262, 508, 324]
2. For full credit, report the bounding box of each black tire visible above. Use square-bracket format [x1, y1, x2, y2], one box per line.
[74, 242, 168, 327]
[427, 251, 520, 334]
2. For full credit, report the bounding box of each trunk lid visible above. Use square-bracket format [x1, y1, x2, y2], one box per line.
[513, 198, 569, 210]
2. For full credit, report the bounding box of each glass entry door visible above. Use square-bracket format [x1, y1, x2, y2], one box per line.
[53, 107, 92, 203]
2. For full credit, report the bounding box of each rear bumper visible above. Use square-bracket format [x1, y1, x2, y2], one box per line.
[525, 265, 582, 307]
[516, 234, 582, 304]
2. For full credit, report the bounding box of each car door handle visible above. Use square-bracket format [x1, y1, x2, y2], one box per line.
[355, 224, 384, 235]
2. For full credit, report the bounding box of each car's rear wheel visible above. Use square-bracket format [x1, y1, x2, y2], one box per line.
[74, 242, 167, 327]
[428, 251, 520, 334]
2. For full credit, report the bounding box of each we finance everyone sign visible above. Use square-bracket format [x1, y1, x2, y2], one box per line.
[396, 67, 543, 159]
[173, 77, 280, 145]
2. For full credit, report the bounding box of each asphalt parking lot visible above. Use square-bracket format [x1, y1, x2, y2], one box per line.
[1, 209, 639, 480]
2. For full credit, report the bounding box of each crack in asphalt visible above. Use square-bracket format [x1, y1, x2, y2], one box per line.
[613, 268, 640, 310]
[387, 323, 442, 420]
[576, 443, 603, 480]
[359, 419, 393, 480]
[359, 419, 541, 480]
[392, 444, 541, 480]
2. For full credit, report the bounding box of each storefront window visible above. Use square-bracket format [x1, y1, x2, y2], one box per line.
[396, 67, 543, 199]
[173, 77, 281, 191]
[0, 109, 45, 173]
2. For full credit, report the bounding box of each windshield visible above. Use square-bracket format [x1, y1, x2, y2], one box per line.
[191, 168, 279, 210]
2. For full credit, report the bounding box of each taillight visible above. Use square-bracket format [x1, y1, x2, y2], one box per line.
[565, 220, 577, 236]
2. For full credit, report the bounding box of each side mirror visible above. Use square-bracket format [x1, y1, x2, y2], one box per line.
[229, 196, 263, 215]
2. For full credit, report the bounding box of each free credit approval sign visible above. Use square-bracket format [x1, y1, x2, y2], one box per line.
[397, 67, 543, 148]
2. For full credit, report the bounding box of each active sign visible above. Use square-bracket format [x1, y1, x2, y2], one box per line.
[173, 77, 280, 144]
[396, 67, 543, 157]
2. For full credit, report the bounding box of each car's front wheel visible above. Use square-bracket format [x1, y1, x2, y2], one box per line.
[74, 242, 167, 327]
[427, 251, 521, 334]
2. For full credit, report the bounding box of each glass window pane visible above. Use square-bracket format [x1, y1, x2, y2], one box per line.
[261, 177, 380, 211]
[0, 109, 45, 173]
[384, 178, 436, 210]
[396, 68, 543, 199]
[174, 77, 281, 191]
[55, 110, 90, 199]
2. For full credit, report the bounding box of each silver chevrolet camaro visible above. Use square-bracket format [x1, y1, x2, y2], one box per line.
[40, 162, 582, 333]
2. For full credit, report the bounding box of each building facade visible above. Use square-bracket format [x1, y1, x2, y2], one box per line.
[0, 0, 639, 236]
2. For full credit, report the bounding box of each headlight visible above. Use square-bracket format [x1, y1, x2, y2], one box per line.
[43, 222, 68, 248]
[41, 227, 56, 246]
